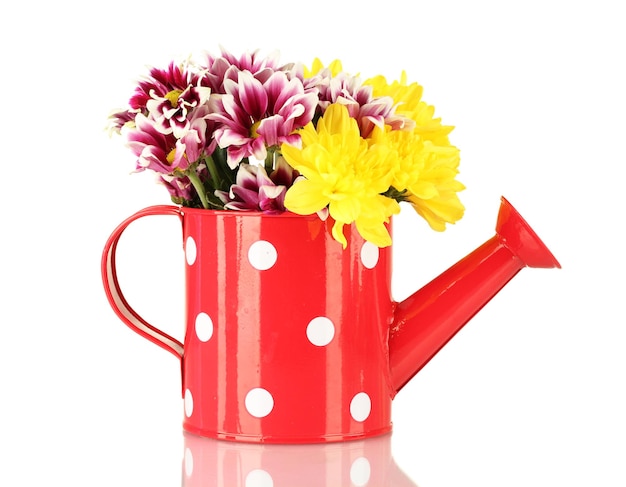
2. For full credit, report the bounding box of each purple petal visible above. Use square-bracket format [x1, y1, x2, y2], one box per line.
[258, 185, 287, 213]
[249, 137, 267, 161]
[230, 185, 260, 207]
[237, 71, 268, 120]
[254, 165, 274, 187]
[270, 157, 298, 186]
[255, 115, 287, 147]
[235, 164, 261, 190]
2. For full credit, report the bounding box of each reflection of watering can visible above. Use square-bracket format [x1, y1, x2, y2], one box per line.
[102, 196, 560, 444]
[182, 431, 417, 487]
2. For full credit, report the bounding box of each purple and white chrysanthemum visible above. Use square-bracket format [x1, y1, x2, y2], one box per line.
[130, 61, 206, 111]
[305, 70, 414, 138]
[198, 47, 290, 93]
[159, 172, 194, 201]
[145, 81, 212, 138]
[125, 113, 178, 174]
[208, 70, 318, 168]
[124, 112, 211, 175]
[177, 104, 217, 163]
[109, 61, 209, 134]
[215, 156, 299, 213]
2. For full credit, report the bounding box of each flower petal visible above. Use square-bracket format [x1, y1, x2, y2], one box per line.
[284, 178, 329, 215]
[331, 220, 348, 249]
[237, 70, 268, 119]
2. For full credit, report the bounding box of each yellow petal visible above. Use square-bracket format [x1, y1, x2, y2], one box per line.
[331, 220, 348, 249]
[355, 219, 392, 248]
[284, 179, 330, 215]
[328, 197, 361, 225]
[409, 193, 465, 231]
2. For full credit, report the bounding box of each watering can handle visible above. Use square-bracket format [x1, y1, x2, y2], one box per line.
[101, 205, 185, 360]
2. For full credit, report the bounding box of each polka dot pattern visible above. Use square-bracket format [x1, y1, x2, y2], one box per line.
[194, 312, 213, 342]
[245, 388, 274, 418]
[185, 236, 197, 265]
[248, 240, 277, 270]
[350, 392, 371, 422]
[184, 389, 194, 418]
[360, 241, 379, 269]
[180, 225, 394, 441]
[306, 316, 335, 346]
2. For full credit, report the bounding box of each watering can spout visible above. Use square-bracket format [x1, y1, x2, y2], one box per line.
[388, 196, 560, 395]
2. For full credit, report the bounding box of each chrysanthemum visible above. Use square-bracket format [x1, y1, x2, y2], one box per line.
[208, 69, 318, 168]
[368, 124, 465, 231]
[125, 111, 211, 175]
[198, 47, 288, 93]
[282, 103, 400, 248]
[364, 72, 454, 146]
[302, 62, 414, 139]
[125, 113, 179, 175]
[404, 143, 465, 231]
[145, 81, 212, 138]
[108, 61, 209, 135]
[364, 73, 465, 230]
[216, 157, 298, 213]
[160, 172, 194, 202]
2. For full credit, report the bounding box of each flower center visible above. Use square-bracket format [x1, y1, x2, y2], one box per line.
[250, 120, 261, 139]
[165, 89, 183, 107]
[166, 148, 177, 165]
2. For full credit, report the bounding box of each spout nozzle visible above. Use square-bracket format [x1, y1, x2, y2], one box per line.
[497, 196, 561, 269]
[388, 196, 560, 394]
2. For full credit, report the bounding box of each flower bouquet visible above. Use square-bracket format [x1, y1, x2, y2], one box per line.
[108, 47, 465, 248]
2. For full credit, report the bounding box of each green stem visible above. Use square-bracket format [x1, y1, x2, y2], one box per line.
[264, 149, 275, 175]
[187, 170, 209, 209]
[204, 155, 222, 191]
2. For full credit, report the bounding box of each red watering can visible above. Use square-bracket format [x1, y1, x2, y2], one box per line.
[102, 196, 559, 443]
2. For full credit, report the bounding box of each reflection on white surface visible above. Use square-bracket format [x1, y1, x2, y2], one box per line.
[182, 432, 418, 486]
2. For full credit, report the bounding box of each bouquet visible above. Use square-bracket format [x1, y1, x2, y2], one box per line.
[108, 47, 465, 248]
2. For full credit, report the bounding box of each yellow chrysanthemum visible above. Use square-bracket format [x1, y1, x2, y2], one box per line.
[368, 126, 424, 192]
[282, 103, 400, 248]
[364, 72, 454, 147]
[363, 72, 465, 231]
[369, 125, 465, 232]
[303, 58, 344, 78]
[405, 143, 465, 231]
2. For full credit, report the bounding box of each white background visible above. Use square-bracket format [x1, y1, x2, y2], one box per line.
[1, 1, 624, 486]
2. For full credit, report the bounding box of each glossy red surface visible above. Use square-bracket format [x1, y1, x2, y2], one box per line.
[101, 197, 559, 443]
[180, 209, 395, 442]
[103, 208, 394, 442]
[388, 197, 561, 392]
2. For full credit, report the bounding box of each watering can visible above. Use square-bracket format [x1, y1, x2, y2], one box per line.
[102, 196, 560, 443]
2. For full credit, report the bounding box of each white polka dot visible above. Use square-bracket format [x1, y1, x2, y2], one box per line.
[350, 392, 371, 422]
[245, 388, 274, 418]
[360, 241, 379, 269]
[245, 468, 274, 487]
[350, 457, 371, 486]
[184, 447, 193, 477]
[185, 236, 197, 265]
[194, 312, 213, 342]
[184, 389, 194, 417]
[306, 316, 335, 346]
[248, 240, 277, 270]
